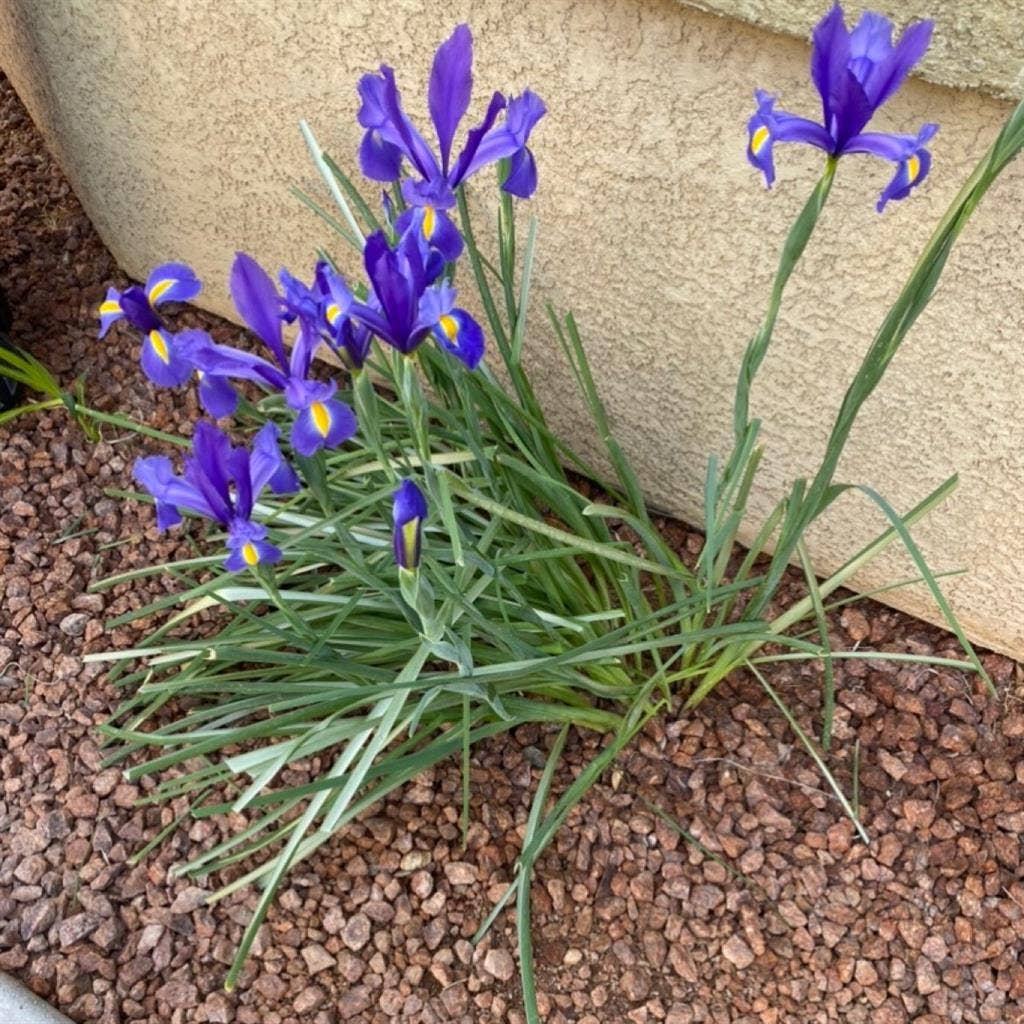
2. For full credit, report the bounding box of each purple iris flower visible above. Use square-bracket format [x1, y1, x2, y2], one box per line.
[357, 24, 545, 218]
[312, 262, 373, 370]
[747, 5, 938, 211]
[392, 479, 428, 571]
[186, 253, 358, 457]
[351, 230, 484, 370]
[133, 421, 299, 572]
[98, 263, 237, 416]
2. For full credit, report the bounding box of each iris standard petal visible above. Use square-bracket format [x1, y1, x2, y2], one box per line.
[448, 91, 508, 189]
[119, 286, 163, 333]
[145, 262, 202, 306]
[810, 4, 852, 131]
[229, 252, 288, 369]
[380, 65, 442, 182]
[288, 319, 323, 382]
[429, 24, 474, 174]
[829, 68, 875, 148]
[847, 11, 893, 93]
[97, 286, 124, 339]
[362, 231, 423, 351]
[330, 318, 373, 370]
[248, 421, 299, 498]
[188, 421, 235, 524]
[140, 329, 193, 388]
[433, 309, 484, 369]
[278, 267, 321, 325]
[865, 19, 933, 112]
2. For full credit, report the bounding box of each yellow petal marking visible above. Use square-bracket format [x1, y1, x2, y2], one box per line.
[325, 303, 342, 325]
[438, 314, 458, 341]
[148, 330, 170, 364]
[311, 401, 331, 437]
[751, 126, 770, 156]
[99, 299, 121, 315]
[906, 154, 920, 183]
[242, 542, 260, 567]
[147, 278, 175, 303]
[422, 206, 436, 240]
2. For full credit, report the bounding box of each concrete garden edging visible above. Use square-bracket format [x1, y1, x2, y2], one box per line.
[0, 972, 75, 1024]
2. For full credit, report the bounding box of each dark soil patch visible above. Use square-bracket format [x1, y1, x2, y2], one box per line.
[2, 72, 1023, 1024]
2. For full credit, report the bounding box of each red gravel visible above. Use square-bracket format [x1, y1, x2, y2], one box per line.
[2, 72, 1024, 1024]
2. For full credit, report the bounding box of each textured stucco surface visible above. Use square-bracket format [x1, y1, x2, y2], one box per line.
[1, 0, 1022, 658]
[679, 0, 1024, 99]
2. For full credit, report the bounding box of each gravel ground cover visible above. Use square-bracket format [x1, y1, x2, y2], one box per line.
[2, 72, 1023, 1024]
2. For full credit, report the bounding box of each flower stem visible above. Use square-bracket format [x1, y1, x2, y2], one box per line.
[733, 156, 838, 441]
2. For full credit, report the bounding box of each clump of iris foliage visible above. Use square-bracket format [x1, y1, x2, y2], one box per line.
[76, 7, 1024, 1017]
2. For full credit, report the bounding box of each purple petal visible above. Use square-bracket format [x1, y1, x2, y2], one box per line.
[290, 397, 357, 456]
[140, 329, 193, 388]
[188, 336, 287, 392]
[198, 372, 238, 418]
[229, 446, 254, 522]
[810, 3, 852, 131]
[392, 478, 427, 570]
[249, 421, 298, 498]
[288, 319, 323, 381]
[843, 123, 937, 162]
[329, 318, 373, 370]
[145, 262, 202, 306]
[380, 65, 441, 182]
[448, 91, 507, 189]
[188, 422, 234, 524]
[502, 147, 538, 198]
[397, 206, 464, 264]
[359, 128, 404, 182]
[429, 24, 473, 175]
[393, 478, 427, 527]
[455, 90, 543, 183]
[97, 286, 124, 339]
[746, 91, 832, 187]
[864, 19, 933, 110]
[229, 252, 287, 369]
[361, 230, 425, 351]
[225, 519, 280, 572]
[133, 455, 198, 528]
[119, 285, 162, 333]
[848, 11, 893, 91]
[829, 69, 875, 149]
[433, 308, 484, 369]
[876, 146, 932, 211]
[401, 176, 456, 210]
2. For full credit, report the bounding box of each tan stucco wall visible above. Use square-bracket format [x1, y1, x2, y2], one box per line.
[1, 0, 1022, 658]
